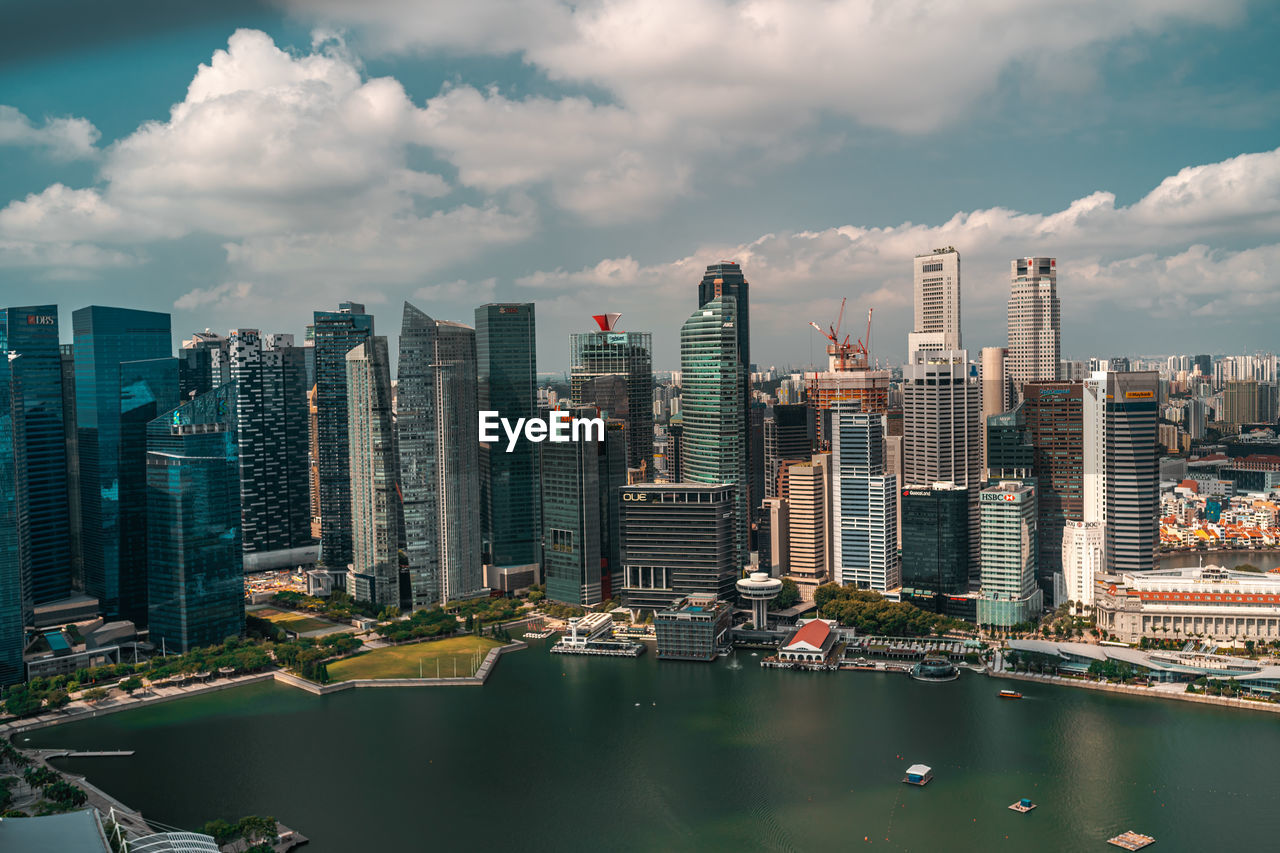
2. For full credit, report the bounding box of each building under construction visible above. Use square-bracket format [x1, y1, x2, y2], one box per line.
[806, 299, 891, 448]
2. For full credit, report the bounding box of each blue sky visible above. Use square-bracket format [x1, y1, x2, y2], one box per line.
[2, 0, 1279, 370]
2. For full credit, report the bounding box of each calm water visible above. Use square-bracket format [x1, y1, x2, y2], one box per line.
[26, 639, 1280, 852]
[1159, 549, 1280, 571]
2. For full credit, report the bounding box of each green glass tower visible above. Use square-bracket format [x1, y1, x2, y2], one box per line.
[680, 296, 748, 570]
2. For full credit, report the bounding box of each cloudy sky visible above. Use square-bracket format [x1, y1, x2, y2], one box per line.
[2, 0, 1279, 370]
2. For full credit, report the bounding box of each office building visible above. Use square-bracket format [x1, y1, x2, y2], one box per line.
[765, 404, 813, 498]
[146, 383, 244, 653]
[680, 297, 749, 568]
[977, 480, 1043, 627]
[986, 404, 1033, 481]
[346, 338, 400, 607]
[1024, 381, 1085, 597]
[900, 482, 969, 596]
[980, 346, 1007, 476]
[698, 261, 753, 513]
[313, 301, 374, 568]
[785, 455, 831, 589]
[570, 314, 653, 477]
[226, 329, 313, 571]
[74, 306, 177, 623]
[1, 306, 71, 604]
[1084, 371, 1159, 574]
[907, 247, 962, 358]
[476, 303, 540, 568]
[831, 409, 899, 591]
[902, 349, 982, 573]
[1061, 521, 1104, 608]
[750, 400, 766, 532]
[397, 303, 484, 607]
[655, 595, 732, 661]
[177, 330, 228, 401]
[1095, 565, 1280, 644]
[59, 344, 83, 590]
[0, 354, 28, 686]
[620, 483, 738, 612]
[1006, 257, 1060, 393]
[761, 497, 789, 576]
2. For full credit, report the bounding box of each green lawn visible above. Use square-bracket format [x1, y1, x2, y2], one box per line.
[327, 635, 504, 681]
[252, 607, 336, 634]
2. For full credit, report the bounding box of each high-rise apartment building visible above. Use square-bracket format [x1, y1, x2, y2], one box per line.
[397, 303, 484, 606]
[74, 306, 176, 623]
[977, 480, 1043, 627]
[901, 482, 969, 596]
[908, 247, 962, 358]
[313, 302, 373, 568]
[146, 382, 244, 653]
[902, 349, 982, 574]
[476, 304, 540, 569]
[226, 329, 313, 571]
[0, 354, 28, 686]
[1223, 379, 1262, 425]
[831, 409, 899, 591]
[1007, 257, 1061, 394]
[1061, 521, 1104, 608]
[680, 296, 748, 569]
[620, 483, 738, 612]
[1024, 381, 1085, 599]
[1084, 370, 1159, 574]
[346, 338, 400, 607]
[2, 306, 72, 605]
[570, 315, 653, 477]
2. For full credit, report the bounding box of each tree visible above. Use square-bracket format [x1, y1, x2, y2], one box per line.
[773, 578, 801, 610]
[42, 779, 87, 810]
[120, 676, 143, 695]
[4, 687, 42, 718]
[44, 690, 70, 711]
[81, 687, 109, 704]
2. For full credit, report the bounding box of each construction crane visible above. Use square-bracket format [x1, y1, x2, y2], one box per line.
[809, 298, 871, 371]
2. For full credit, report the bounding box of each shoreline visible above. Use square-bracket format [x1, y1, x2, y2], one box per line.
[1, 640, 528, 738]
[988, 667, 1280, 715]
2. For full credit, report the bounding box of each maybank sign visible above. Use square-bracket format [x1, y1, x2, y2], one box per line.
[479, 410, 605, 452]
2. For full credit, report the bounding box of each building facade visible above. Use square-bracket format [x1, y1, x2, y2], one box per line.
[784, 455, 830, 587]
[1095, 566, 1280, 644]
[831, 409, 899, 591]
[346, 338, 400, 607]
[570, 316, 653, 477]
[908, 247, 962, 358]
[900, 482, 969, 596]
[1061, 521, 1104, 608]
[146, 383, 244, 653]
[476, 303, 540, 569]
[977, 480, 1043, 627]
[655, 595, 732, 661]
[0, 354, 28, 685]
[698, 262, 753, 516]
[1024, 381, 1085, 600]
[1085, 370, 1159, 574]
[1006, 257, 1061, 393]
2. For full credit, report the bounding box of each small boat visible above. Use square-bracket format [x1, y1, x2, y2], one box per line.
[998, 689, 1023, 699]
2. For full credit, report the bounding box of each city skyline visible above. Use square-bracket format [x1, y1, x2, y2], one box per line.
[2, 5, 1280, 369]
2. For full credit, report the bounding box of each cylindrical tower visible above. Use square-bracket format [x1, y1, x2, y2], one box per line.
[736, 571, 783, 629]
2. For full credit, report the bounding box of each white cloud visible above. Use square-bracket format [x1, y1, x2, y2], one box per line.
[414, 277, 497, 304]
[174, 281, 254, 310]
[0, 240, 136, 270]
[0, 105, 99, 159]
[284, 0, 1245, 218]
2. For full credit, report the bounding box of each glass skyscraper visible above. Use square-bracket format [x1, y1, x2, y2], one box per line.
[396, 303, 483, 606]
[570, 318, 653, 477]
[679, 296, 748, 569]
[831, 408, 900, 591]
[74, 306, 176, 623]
[147, 382, 244, 653]
[0, 353, 29, 686]
[2, 306, 71, 604]
[540, 407, 604, 606]
[698, 262, 753, 521]
[313, 302, 373, 568]
[476, 303, 540, 568]
[346, 337, 400, 607]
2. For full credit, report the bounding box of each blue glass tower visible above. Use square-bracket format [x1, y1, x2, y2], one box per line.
[2, 306, 71, 604]
[313, 302, 374, 568]
[0, 354, 30, 685]
[74, 306, 176, 623]
[147, 383, 244, 652]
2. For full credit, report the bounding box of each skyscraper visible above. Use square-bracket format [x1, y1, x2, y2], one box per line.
[570, 314, 653, 477]
[765, 403, 813, 498]
[698, 262, 753, 525]
[784, 455, 830, 590]
[1007, 257, 1061, 394]
[977, 480, 1042, 627]
[1, 306, 71, 604]
[908, 247, 962, 358]
[831, 409, 899, 591]
[1061, 521, 1104, 608]
[347, 338, 400, 607]
[902, 349, 982, 574]
[476, 303, 540, 569]
[980, 345, 1007, 477]
[74, 306, 176, 623]
[178, 330, 228, 401]
[900, 483, 969, 596]
[60, 344, 83, 591]
[680, 296, 748, 569]
[986, 404, 1033, 481]
[146, 382, 244, 653]
[1024, 381, 1085, 599]
[397, 303, 483, 606]
[0, 354, 28, 686]
[540, 407, 604, 606]
[1085, 370, 1159, 574]
[227, 329, 312, 570]
[312, 302, 373, 568]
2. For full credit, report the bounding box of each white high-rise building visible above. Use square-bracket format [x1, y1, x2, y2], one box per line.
[831, 408, 899, 591]
[1061, 521, 1104, 609]
[907, 247, 962, 359]
[977, 480, 1043, 627]
[1007, 257, 1061, 396]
